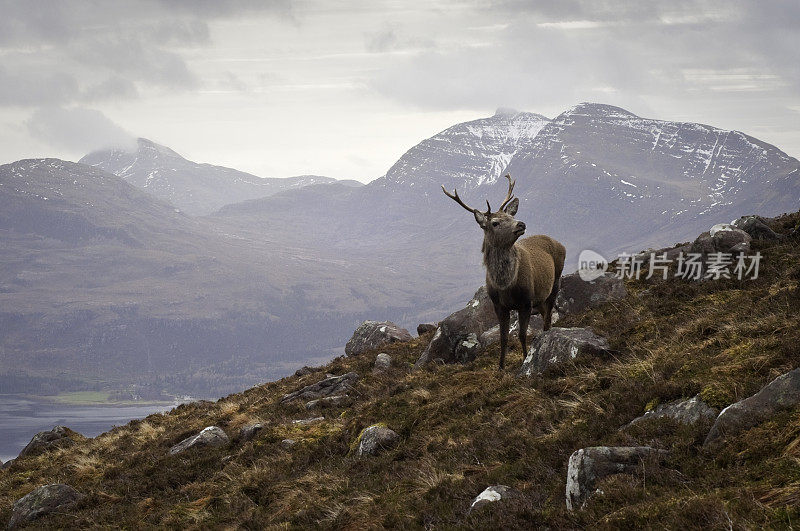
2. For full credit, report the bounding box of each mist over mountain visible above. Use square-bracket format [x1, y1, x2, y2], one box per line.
[1, 103, 798, 398]
[80, 138, 351, 215]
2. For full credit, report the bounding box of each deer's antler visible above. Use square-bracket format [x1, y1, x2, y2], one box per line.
[497, 174, 516, 211]
[441, 185, 481, 214]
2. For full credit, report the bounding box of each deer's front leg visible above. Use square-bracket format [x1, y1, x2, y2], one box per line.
[495, 305, 511, 371]
[518, 307, 531, 358]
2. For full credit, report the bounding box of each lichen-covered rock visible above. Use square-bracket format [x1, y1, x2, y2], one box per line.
[519, 327, 610, 377]
[280, 438, 297, 449]
[566, 446, 668, 511]
[281, 372, 359, 403]
[17, 426, 79, 459]
[345, 320, 412, 356]
[373, 353, 392, 373]
[625, 396, 717, 429]
[479, 317, 542, 348]
[556, 272, 627, 315]
[169, 426, 229, 455]
[305, 395, 351, 409]
[8, 484, 85, 529]
[355, 425, 399, 457]
[704, 368, 800, 449]
[417, 323, 438, 335]
[238, 424, 264, 442]
[414, 287, 501, 367]
[732, 215, 782, 240]
[468, 485, 514, 513]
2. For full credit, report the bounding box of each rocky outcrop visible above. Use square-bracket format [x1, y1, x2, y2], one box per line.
[373, 353, 392, 373]
[519, 327, 610, 377]
[305, 395, 350, 409]
[18, 426, 79, 459]
[8, 484, 85, 529]
[690, 225, 751, 255]
[281, 372, 359, 403]
[469, 485, 514, 513]
[238, 424, 264, 443]
[705, 368, 800, 449]
[414, 287, 500, 367]
[556, 272, 627, 315]
[355, 425, 399, 457]
[566, 446, 668, 511]
[479, 317, 542, 348]
[625, 396, 717, 429]
[417, 323, 437, 335]
[732, 215, 782, 240]
[345, 321, 412, 357]
[169, 426, 229, 455]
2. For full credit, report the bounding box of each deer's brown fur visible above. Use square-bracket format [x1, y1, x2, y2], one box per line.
[443, 175, 565, 370]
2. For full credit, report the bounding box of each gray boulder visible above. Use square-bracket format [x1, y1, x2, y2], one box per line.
[281, 372, 359, 403]
[519, 327, 610, 377]
[8, 484, 85, 529]
[566, 446, 668, 511]
[238, 424, 264, 443]
[170, 426, 229, 455]
[414, 286, 500, 367]
[625, 396, 717, 429]
[691, 225, 751, 255]
[556, 272, 627, 316]
[305, 395, 350, 409]
[345, 321, 412, 356]
[479, 316, 543, 348]
[18, 426, 78, 459]
[417, 323, 438, 335]
[468, 485, 514, 514]
[373, 352, 392, 373]
[705, 368, 800, 449]
[355, 425, 399, 457]
[732, 215, 781, 240]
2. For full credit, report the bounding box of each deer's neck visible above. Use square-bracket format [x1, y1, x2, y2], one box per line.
[483, 242, 519, 290]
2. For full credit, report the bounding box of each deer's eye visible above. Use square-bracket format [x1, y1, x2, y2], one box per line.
[491, 221, 499, 227]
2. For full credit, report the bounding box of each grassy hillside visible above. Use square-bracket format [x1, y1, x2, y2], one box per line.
[1, 212, 799, 529]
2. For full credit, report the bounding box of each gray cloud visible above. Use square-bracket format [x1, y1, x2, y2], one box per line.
[0, 0, 293, 107]
[25, 106, 137, 153]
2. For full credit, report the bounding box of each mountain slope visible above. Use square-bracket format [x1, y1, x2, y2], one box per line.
[1, 212, 798, 528]
[80, 139, 345, 215]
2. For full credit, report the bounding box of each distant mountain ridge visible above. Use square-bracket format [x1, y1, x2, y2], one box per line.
[79, 138, 351, 215]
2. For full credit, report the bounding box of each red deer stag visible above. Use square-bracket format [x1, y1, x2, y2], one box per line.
[442, 174, 565, 370]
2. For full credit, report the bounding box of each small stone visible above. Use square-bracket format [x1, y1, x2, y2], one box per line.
[624, 396, 717, 429]
[280, 438, 297, 449]
[355, 425, 399, 457]
[345, 320, 412, 356]
[18, 426, 78, 459]
[239, 423, 264, 442]
[566, 446, 668, 511]
[373, 353, 392, 373]
[281, 372, 359, 403]
[519, 327, 610, 376]
[8, 484, 85, 529]
[305, 395, 350, 410]
[169, 426, 229, 455]
[294, 366, 317, 377]
[469, 485, 513, 513]
[705, 368, 800, 449]
[292, 417, 324, 425]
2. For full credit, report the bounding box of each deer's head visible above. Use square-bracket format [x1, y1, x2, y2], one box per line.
[442, 174, 525, 248]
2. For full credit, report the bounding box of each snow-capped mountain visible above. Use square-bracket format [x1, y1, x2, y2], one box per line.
[504, 103, 800, 258]
[79, 138, 345, 215]
[377, 108, 549, 195]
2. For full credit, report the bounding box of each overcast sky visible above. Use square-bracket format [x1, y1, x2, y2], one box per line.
[1, 0, 798, 182]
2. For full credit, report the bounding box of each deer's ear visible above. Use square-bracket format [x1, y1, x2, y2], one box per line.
[474, 211, 488, 228]
[503, 197, 519, 216]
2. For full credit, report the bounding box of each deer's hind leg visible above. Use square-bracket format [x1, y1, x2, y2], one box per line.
[541, 278, 560, 331]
